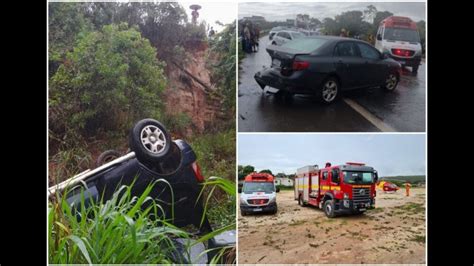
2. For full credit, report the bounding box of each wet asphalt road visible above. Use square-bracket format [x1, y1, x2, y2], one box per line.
[238, 37, 426, 132]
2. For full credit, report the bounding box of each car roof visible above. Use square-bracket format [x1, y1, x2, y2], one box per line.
[278, 30, 302, 34]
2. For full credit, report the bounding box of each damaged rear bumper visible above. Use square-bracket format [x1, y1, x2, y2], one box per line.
[254, 67, 323, 94]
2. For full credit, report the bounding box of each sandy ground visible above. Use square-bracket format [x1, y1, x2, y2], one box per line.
[238, 188, 426, 264]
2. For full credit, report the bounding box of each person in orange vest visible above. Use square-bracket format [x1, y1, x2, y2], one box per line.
[405, 182, 411, 196]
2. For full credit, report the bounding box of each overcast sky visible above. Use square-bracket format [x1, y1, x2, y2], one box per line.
[238, 134, 425, 177]
[238, 2, 426, 22]
[183, 2, 236, 31]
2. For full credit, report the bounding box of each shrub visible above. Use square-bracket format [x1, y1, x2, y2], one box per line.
[50, 23, 167, 141]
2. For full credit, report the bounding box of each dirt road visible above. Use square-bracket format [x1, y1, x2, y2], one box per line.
[238, 188, 426, 264]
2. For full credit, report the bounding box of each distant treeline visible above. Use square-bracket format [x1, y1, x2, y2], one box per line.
[380, 175, 426, 186]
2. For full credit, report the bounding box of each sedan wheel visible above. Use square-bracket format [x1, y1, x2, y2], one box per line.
[321, 79, 338, 103]
[384, 73, 398, 91]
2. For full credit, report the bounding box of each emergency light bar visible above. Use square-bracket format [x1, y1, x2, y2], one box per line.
[346, 162, 365, 166]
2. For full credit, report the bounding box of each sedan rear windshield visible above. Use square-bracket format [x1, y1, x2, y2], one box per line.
[281, 38, 328, 53]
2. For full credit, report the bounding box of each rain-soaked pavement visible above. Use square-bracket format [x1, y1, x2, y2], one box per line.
[238, 37, 426, 132]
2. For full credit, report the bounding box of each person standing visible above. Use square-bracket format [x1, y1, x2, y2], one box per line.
[208, 27, 215, 38]
[405, 182, 411, 197]
[243, 23, 251, 53]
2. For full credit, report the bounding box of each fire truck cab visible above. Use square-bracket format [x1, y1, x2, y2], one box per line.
[294, 162, 378, 218]
[239, 172, 279, 216]
[374, 16, 422, 74]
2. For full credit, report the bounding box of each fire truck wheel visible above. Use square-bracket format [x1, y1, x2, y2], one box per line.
[323, 200, 336, 218]
[298, 195, 306, 207]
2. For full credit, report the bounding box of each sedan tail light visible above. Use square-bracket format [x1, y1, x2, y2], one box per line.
[292, 60, 310, 71]
[192, 162, 205, 182]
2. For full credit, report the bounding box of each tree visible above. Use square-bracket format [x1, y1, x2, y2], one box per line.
[310, 17, 322, 29]
[259, 169, 273, 175]
[335, 10, 364, 36]
[417, 20, 426, 55]
[363, 5, 378, 23]
[48, 2, 92, 76]
[373, 11, 393, 29]
[296, 14, 310, 29]
[322, 17, 338, 35]
[50, 23, 167, 141]
[238, 165, 255, 180]
[208, 20, 237, 116]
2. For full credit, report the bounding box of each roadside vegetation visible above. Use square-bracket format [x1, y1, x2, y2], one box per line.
[48, 2, 236, 263]
[49, 177, 235, 264]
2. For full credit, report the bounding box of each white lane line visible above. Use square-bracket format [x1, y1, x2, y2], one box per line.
[343, 98, 396, 132]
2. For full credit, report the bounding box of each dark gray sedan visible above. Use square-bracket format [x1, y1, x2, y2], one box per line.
[254, 36, 402, 104]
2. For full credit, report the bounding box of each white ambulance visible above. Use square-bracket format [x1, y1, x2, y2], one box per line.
[375, 16, 422, 75]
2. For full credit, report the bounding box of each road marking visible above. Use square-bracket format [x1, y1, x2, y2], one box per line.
[343, 98, 396, 132]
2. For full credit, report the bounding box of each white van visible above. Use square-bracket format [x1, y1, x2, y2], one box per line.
[375, 16, 422, 75]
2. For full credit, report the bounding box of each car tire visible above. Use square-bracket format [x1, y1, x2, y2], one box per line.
[319, 77, 339, 104]
[323, 200, 336, 218]
[129, 118, 171, 164]
[96, 150, 121, 167]
[272, 206, 278, 214]
[275, 90, 293, 103]
[383, 72, 399, 91]
[241, 210, 247, 216]
[412, 65, 419, 75]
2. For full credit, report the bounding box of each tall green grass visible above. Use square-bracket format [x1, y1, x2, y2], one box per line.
[49, 177, 236, 264]
[49, 180, 187, 264]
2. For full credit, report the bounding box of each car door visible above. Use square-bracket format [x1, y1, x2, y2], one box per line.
[329, 168, 341, 191]
[333, 41, 365, 89]
[356, 42, 388, 86]
[279, 32, 290, 45]
[275, 32, 284, 45]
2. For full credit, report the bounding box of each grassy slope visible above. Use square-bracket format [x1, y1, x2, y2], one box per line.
[380, 175, 426, 184]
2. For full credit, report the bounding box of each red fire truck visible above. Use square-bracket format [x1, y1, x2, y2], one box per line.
[294, 162, 378, 218]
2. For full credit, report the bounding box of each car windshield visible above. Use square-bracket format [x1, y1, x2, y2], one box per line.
[243, 182, 275, 194]
[281, 38, 328, 53]
[343, 171, 374, 184]
[384, 28, 420, 43]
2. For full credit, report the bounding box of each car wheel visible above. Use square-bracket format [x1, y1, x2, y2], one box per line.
[129, 118, 171, 164]
[323, 200, 336, 218]
[241, 210, 247, 216]
[96, 150, 121, 167]
[412, 65, 419, 75]
[272, 206, 278, 214]
[383, 72, 399, 91]
[275, 90, 293, 103]
[319, 78, 339, 104]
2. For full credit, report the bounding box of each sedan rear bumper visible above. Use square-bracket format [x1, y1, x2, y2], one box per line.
[254, 67, 325, 94]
